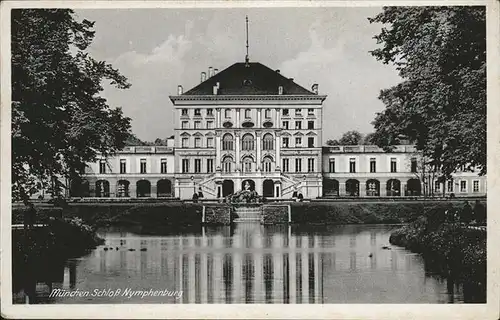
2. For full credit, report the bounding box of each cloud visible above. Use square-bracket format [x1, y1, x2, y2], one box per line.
[279, 20, 400, 141]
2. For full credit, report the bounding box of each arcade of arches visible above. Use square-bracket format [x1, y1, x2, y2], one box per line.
[70, 178, 174, 198]
[322, 178, 423, 197]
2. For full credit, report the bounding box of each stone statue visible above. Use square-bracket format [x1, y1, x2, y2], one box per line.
[227, 180, 261, 203]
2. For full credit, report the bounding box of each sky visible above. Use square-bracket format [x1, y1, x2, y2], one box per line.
[74, 7, 402, 143]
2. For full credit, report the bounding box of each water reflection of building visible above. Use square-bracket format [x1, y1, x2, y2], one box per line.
[82, 225, 426, 304]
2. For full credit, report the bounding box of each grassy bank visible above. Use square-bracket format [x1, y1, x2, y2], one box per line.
[12, 200, 483, 227]
[389, 208, 486, 299]
[290, 201, 472, 225]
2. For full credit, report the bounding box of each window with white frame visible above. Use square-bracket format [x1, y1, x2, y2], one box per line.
[473, 180, 480, 192]
[99, 160, 106, 174]
[160, 158, 167, 174]
[282, 137, 289, 148]
[349, 158, 356, 173]
[194, 121, 201, 129]
[307, 158, 315, 172]
[194, 159, 201, 173]
[447, 180, 454, 193]
[206, 121, 214, 129]
[181, 121, 189, 129]
[120, 159, 126, 174]
[295, 137, 302, 147]
[282, 158, 289, 172]
[181, 138, 188, 148]
[460, 180, 467, 192]
[245, 109, 251, 118]
[207, 137, 214, 148]
[194, 137, 201, 148]
[390, 158, 397, 173]
[140, 159, 147, 174]
[225, 109, 231, 118]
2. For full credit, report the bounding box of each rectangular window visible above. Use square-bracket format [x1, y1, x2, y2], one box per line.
[410, 158, 417, 173]
[99, 160, 106, 174]
[295, 121, 302, 129]
[120, 159, 126, 174]
[390, 158, 397, 173]
[225, 109, 231, 118]
[282, 158, 289, 172]
[282, 137, 289, 148]
[308, 137, 314, 148]
[265, 109, 271, 118]
[295, 137, 302, 147]
[473, 180, 479, 192]
[434, 181, 441, 192]
[182, 138, 188, 148]
[282, 121, 289, 129]
[282, 109, 289, 116]
[460, 181, 467, 192]
[207, 108, 213, 116]
[206, 121, 214, 129]
[140, 159, 147, 174]
[182, 159, 189, 173]
[308, 158, 314, 172]
[160, 158, 167, 174]
[295, 109, 302, 116]
[207, 137, 214, 148]
[194, 159, 201, 173]
[308, 108, 314, 115]
[194, 121, 201, 129]
[207, 159, 214, 173]
[447, 180, 454, 193]
[181, 121, 189, 129]
[181, 109, 188, 116]
[329, 159, 335, 173]
[194, 137, 201, 148]
[370, 158, 376, 173]
[194, 108, 201, 116]
[349, 158, 356, 173]
[307, 121, 314, 129]
[244, 109, 251, 118]
[295, 158, 302, 172]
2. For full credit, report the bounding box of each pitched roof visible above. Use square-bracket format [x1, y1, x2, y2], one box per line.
[182, 62, 315, 96]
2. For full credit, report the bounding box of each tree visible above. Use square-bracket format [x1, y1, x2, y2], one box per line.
[339, 130, 363, 145]
[362, 132, 376, 145]
[326, 139, 340, 146]
[369, 7, 486, 178]
[12, 9, 132, 201]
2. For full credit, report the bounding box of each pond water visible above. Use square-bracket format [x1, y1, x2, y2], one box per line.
[13, 223, 479, 304]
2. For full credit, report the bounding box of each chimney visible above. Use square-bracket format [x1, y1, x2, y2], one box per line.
[278, 86, 283, 95]
[213, 85, 218, 95]
[201, 72, 207, 83]
[208, 67, 214, 78]
[312, 83, 319, 94]
[177, 85, 183, 95]
[214, 68, 218, 75]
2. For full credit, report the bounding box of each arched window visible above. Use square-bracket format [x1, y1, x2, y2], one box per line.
[222, 133, 234, 150]
[262, 156, 273, 172]
[241, 133, 255, 151]
[242, 156, 253, 173]
[222, 156, 233, 173]
[262, 133, 274, 150]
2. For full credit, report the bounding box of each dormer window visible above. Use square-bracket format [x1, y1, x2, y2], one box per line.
[243, 79, 252, 86]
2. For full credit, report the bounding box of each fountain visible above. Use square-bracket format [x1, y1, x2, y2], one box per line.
[227, 180, 263, 222]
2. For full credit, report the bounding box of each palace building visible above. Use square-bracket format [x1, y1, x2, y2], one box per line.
[169, 60, 326, 199]
[73, 59, 486, 200]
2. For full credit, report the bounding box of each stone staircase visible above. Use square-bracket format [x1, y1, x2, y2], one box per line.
[233, 205, 262, 222]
